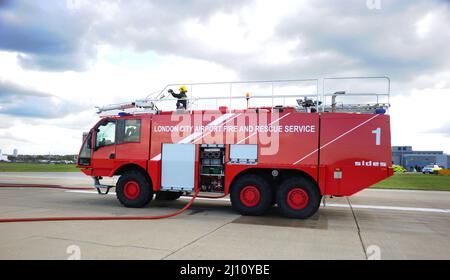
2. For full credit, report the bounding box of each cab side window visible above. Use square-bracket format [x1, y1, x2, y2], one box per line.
[118, 119, 141, 143]
[78, 132, 92, 165]
[95, 121, 116, 148]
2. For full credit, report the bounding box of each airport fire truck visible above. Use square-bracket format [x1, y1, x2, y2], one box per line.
[77, 77, 393, 219]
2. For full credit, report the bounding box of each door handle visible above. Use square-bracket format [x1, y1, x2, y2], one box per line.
[109, 153, 116, 159]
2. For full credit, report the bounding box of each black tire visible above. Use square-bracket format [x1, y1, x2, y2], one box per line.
[276, 177, 321, 219]
[230, 174, 273, 216]
[116, 171, 153, 208]
[155, 191, 183, 201]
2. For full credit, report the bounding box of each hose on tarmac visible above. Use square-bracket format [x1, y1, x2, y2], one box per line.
[0, 183, 95, 190]
[0, 183, 200, 223]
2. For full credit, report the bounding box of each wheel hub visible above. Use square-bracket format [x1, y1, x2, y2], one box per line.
[124, 181, 140, 200]
[240, 186, 261, 207]
[287, 188, 309, 210]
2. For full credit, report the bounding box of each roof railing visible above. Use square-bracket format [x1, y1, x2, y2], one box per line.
[96, 77, 390, 115]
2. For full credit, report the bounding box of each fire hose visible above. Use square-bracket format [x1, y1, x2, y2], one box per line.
[0, 183, 203, 223]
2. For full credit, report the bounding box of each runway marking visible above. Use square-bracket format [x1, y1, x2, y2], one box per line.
[65, 190, 230, 202]
[365, 188, 450, 195]
[323, 203, 450, 214]
[67, 190, 113, 195]
[65, 190, 450, 214]
[0, 176, 86, 180]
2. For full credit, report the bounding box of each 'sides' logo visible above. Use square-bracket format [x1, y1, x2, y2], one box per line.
[355, 161, 387, 167]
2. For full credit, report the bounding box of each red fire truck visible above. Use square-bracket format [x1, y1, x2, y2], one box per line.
[77, 77, 393, 219]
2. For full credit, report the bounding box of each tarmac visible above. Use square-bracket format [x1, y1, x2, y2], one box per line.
[0, 172, 449, 260]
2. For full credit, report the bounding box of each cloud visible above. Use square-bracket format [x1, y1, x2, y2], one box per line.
[0, 80, 84, 118]
[2, 0, 449, 85]
[0, 0, 98, 70]
[0, 131, 30, 143]
[0, 121, 85, 155]
[389, 87, 450, 154]
[429, 122, 450, 137]
[0, 0, 247, 71]
[236, 0, 450, 83]
[88, 0, 450, 92]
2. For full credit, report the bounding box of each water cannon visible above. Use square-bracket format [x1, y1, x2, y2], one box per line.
[297, 96, 322, 113]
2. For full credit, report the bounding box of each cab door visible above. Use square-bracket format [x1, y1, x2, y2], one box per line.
[114, 117, 150, 169]
[91, 119, 117, 176]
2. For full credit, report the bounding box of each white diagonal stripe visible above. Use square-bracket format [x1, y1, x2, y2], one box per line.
[192, 113, 241, 143]
[150, 113, 235, 161]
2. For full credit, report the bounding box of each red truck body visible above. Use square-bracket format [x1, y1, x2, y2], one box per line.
[78, 104, 393, 218]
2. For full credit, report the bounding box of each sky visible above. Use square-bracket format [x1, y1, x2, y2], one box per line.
[0, 0, 449, 155]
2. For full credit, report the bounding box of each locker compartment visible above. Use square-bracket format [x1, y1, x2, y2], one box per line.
[161, 143, 196, 192]
[199, 144, 225, 193]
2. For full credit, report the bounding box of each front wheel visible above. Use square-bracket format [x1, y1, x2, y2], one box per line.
[276, 177, 321, 219]
[116, 171, 153, 208]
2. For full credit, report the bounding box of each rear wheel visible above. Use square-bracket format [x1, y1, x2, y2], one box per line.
[230, 174, 273, 216]
[276, 177, 321, 219]
[116, 171, 153, 208]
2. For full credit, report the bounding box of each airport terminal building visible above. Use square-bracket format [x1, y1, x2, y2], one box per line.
[392, 146, 449, 171]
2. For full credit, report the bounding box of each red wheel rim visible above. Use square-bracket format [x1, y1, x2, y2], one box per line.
[124, 181, 140, 200]
[240, 186, 261, 207]
[287, 188, 309, 210]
